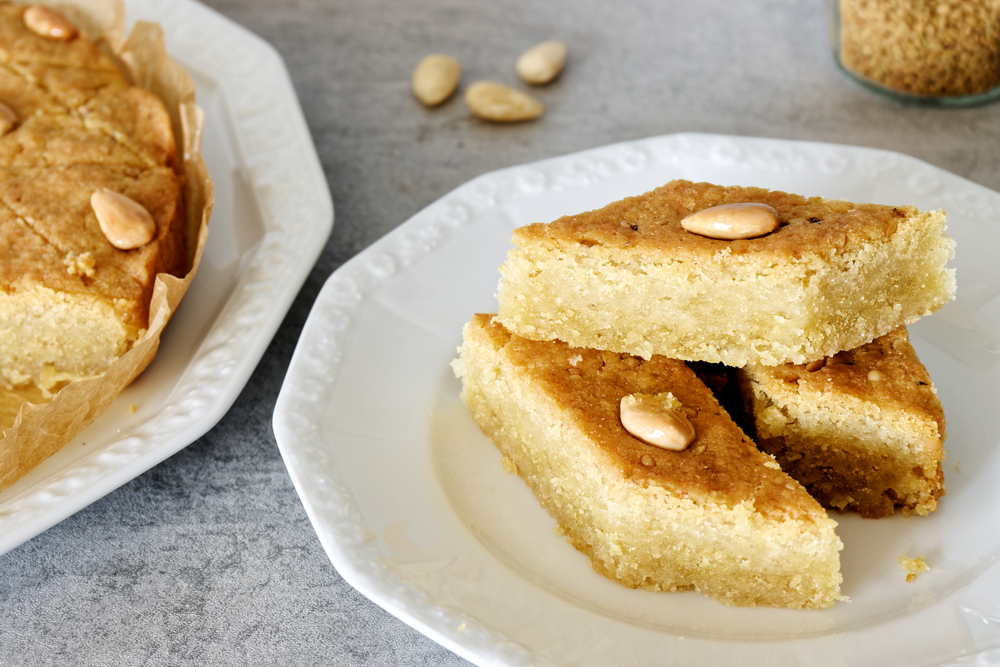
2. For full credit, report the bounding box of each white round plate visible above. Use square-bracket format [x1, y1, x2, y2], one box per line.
[0, 0, 333, 556]
[274, 133, 1000, 666]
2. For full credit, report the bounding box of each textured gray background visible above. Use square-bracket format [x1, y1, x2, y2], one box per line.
[2, 0, 999, 665]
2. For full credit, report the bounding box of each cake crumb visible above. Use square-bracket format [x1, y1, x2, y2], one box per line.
[954, 461, 961, 473]
[127, 404, 137, 414]
[501, 456, 517, 474]
[898, 554, 928, 582]
[64, 251, 96, 278]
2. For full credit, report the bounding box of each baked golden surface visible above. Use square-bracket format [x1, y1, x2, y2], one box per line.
[454, 313, 844, 608]
[738, 327, 946, 518]
[0, 3, 184, 391]
[497, 179, 955, 365]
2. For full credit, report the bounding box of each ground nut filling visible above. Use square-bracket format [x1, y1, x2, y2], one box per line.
[680, 202, 780, 240]
[838, 0, 1000, 97]
[805, 358, 827, 372]
[620, 393, 696, 451]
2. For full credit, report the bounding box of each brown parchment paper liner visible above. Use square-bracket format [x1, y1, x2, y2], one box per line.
[0, 0, 214, 493]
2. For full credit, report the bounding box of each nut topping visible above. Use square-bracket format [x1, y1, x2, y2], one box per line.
[412, 54, 462, 107]
[23, 6, 78, 41]
[90, 188, 155, 250]
[0, 102, 17, 136]
[681, 203, 780, 240]
[516, 40, 567, 85]
[620, 393, 696, 452]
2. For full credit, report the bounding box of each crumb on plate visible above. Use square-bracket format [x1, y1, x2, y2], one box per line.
[898, 554, 928, 583]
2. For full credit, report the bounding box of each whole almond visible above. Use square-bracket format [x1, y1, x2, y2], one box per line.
[465, 81, 544, 122]
[91, 188, 156, 250]
[681, 203, 780, 240]
[23, 5, 78, 41]
[412, 54, 461, 107]
[0, 102, 17, 136]
[516, 40, 567, 85]
[620, 394, 696, 452]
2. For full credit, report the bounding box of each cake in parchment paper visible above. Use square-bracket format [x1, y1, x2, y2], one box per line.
[0, 0, 213, 495]
[0, 2, 187, 393]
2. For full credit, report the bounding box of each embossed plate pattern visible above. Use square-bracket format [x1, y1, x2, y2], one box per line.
[274, 133, 1000, 666]
[0, 0, 332, 556]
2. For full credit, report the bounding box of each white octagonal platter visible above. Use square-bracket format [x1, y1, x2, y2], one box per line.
[0, 0, 333, 556]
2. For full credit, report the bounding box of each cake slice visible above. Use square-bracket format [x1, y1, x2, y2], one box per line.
[737, 327, 946, 518]
[453, 314, 844, 608]
[496, 179, 955, 366]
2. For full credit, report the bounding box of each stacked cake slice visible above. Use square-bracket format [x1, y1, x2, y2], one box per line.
[496, 180, 954, 365]
[454, 179, 955, 608]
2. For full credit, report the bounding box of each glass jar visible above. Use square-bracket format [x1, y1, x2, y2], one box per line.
[828, 0, 1000, 106]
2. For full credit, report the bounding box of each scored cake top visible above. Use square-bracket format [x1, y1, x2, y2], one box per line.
[512, 179, 941, 261]
[468, 313, 830, 524]
[0, 3, 183, 320]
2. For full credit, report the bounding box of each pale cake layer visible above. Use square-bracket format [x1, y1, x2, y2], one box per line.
[0, 4, 184, 391]
[737, 327, 945, 518]
[454, 314, 843, 609]
[497, 179, 956, 365]
[0, 287, 132, 389]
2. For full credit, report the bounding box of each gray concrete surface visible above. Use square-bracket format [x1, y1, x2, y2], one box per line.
[2, 0, 999, 664]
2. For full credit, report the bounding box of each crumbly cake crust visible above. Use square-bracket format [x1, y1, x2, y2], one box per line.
[454, 314, 844, 608]
[0, 3, 184, 390]
[497, 179, 955, 365]
[737, 327, 946, 518]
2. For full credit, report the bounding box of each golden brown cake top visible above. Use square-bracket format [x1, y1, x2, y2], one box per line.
[751, 327, 946, 436]
[512, 179, 928, 261]
[0, 3, 119, 72]
[0, 3, 183, 326]
[469, 313, 829, 523]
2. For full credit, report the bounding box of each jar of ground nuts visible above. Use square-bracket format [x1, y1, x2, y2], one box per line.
[829, 0, 1000, 105]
